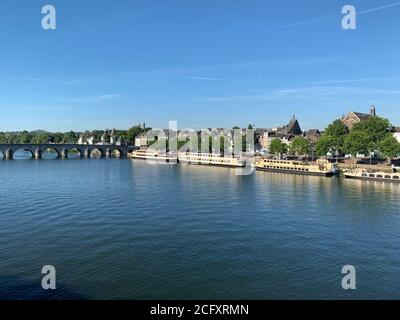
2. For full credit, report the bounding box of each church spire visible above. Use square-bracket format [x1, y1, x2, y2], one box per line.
[370, 105, 376, 116]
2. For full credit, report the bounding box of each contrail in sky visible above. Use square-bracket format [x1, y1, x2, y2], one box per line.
[359, 0, 400, 14]
[275, 1, 400, 29]
[185, 76, 231, 81]
[275, 17, 326, 29]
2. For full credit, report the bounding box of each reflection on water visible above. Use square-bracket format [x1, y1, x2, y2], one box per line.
[10, 150, 34, 160]
[342, 176, 400, 193]
[0, 159, 399, 299]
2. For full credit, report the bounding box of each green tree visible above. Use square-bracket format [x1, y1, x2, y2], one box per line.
[289, 137, 310, 156]
[178, 138, 190, 151]
[242, 135, 247, 152]
[18, 131, 32, 144]
[0, 132, 6, 144]
[52, 132, 65, 144]
[5, 133, 17, 144]
[127, 126, 146, 143]
[378, 135, 400, 159]
[351, 116, 391, 151]
[220, 136, 225, 153]
[33, 132, 50, 144]
[148, 137, 158, 147]
[102, 131, 110, 144]
[242, 130, 256, 152]
[323, 119, 349, 154]
[62, 131, 78, 144]
[315, 135, 333, 156]
[269, 139, 287, 157]
[344, 131, 370, 156]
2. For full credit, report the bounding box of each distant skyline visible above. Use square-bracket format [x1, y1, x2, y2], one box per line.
[1, 0, 400, 131]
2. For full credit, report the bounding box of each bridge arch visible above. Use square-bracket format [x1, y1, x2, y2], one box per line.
[89, 147, 104, 158]
[67, 147, 83, 159]
[0, 149, 4, 160]
[13, 148, 34, 160]
[111, 148, 126, 158]
[42, 147, 61, 159]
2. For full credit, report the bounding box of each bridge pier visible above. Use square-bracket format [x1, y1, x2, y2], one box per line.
[5, 149, 13, 160]
[34, 148, 42, 159]
[83, 149, 90, 158]
[105, 148, 112, 158]
[61, 148, 68, 159]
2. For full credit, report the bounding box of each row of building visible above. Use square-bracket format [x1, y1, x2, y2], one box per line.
[77, 128, 127, 146]
[83, 106, 400, 150]
[133, 110, 360, 150]
[133, 117, 311, 150]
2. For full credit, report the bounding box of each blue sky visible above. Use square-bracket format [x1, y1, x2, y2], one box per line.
[0, 0, 400, 131]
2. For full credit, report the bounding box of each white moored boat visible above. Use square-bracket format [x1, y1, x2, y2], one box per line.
[129, 149, 176, 162]
[344, 168, 400, 183]
[177, 152, 245, 167]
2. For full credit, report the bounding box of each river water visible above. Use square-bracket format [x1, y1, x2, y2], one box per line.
[0, 152, 399, 299]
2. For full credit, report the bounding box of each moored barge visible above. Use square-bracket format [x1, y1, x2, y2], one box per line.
[129, 149, 176, 162]
[255, 157, 337, 177]
[178, 152, 245, 168]
[344, 169, 400, 183]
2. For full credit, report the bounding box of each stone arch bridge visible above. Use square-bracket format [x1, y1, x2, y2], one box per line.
[0, 144, 137, 160]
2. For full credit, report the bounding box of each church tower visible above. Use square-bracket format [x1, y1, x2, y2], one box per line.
[370, 105, 376, 116]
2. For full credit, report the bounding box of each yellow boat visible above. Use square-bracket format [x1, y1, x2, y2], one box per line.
[255, 157, 337, 177]
[178, 152, 245, 168]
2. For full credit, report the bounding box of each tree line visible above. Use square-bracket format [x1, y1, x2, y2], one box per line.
[0, 125, 150, 145]
[269, 136, 311, 158]
[315, 116, 400, 158]
[268, 116, 400, 159]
